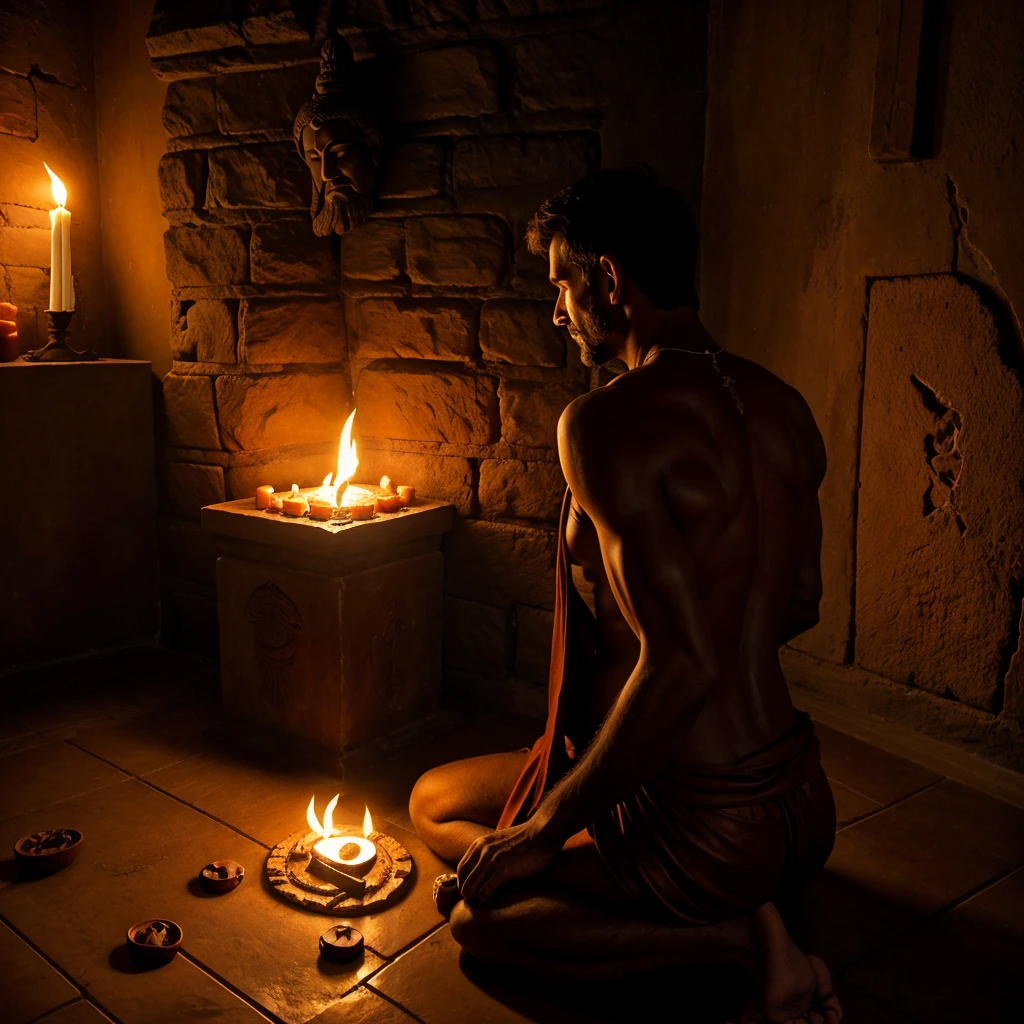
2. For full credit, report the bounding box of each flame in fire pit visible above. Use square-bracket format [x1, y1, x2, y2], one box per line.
[306, 794, 374, 840]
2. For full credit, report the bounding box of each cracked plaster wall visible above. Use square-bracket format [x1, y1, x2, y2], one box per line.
[701, 0, 1024, 766]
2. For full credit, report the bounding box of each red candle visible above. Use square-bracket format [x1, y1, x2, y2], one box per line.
[0, 301, 18, 362]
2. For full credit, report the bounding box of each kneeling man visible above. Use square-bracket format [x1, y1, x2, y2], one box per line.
[410, 169, 840, 1024]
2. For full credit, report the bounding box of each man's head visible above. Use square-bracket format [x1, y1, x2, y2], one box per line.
[527, 168, 700, 366]
[293, 38, 383, 237]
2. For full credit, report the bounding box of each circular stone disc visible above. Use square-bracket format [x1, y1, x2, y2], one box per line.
[265, 829, 413, 915]
[319, 924, 364, 961]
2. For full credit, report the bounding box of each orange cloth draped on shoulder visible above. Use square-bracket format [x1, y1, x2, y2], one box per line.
[498, 488, 836, 925]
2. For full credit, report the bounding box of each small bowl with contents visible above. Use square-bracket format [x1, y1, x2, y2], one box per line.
[14, 828, 83, 878]
[127, 919, 182, 966]
[199, 860, 244, 894]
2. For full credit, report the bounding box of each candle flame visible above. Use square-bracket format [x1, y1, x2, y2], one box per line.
[335, 409, 359, 503]
[44, 163, 67, 207]
[362, 805, 373, 838]
[306, 793, 341, 839]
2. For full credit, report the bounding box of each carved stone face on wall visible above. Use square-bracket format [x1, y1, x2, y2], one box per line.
[301, 117, 383, 236]
[294, 36, 383, 237]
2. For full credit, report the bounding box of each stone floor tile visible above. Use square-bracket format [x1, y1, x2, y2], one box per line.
[369, 926, 551, 1024]
[813, 722, 943, 805]
[38, 1001, 118, 1023]
[831, 980, 921, 1023]
[308, 985, 419, 1023]
[0, 917, 79, 1024]
[142, 748, 346, 848]
[72, 703, 219, 776]
[844, 867, 1024, 1023]
[831, 780, 882, 828]
[341, 713, 538, 830]
[369, 925, 747, 1024]
[803, 780, 1016, 970]
[0, 781, 380, 1024]
[0, 742, 128, 824]
[0, 647, 216, 753]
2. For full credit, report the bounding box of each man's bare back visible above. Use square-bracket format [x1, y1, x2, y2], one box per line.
[564, 347, 826, 766]
[410, 169, 840, 1024]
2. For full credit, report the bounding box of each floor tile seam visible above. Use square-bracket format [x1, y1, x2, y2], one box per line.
[834, 776, 946, 834]
[25, 997, 88, 1024]
[0, 910, 96, 1018]
[0, 778, 134, 830]
[176, 948, 284, 1024]
[362, 981, 430, 1023]
[28, 999, 121, 1024]
[832, 862, 1018, 979]
[825, 776, 883, 806]
[362, 919, 448, 976]
[66, 740, 273, 850]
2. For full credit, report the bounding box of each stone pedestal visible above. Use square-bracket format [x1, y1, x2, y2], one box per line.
[0, 360, 159, 677]
[202, 497, 454, 751]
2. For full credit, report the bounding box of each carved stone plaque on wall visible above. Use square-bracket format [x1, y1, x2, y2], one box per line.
[855, 275, 1024, 711]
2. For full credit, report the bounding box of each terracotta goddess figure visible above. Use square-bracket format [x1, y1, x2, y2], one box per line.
[410, 169, 842, 1024]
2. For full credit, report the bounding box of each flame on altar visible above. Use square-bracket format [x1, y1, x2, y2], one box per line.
[314, 409, 376, 507]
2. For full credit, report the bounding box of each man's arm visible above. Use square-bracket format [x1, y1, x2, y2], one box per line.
[458, 390, 722, 900]
[528, 393, 721, 841]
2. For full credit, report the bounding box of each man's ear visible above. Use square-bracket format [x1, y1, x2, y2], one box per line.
[598, 255, 624, 305]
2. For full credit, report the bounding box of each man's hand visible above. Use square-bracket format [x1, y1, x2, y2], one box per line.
[456, 822, 561, 902]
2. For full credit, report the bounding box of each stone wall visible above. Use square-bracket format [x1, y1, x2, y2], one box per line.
[701, 0, 1024, 767]
[0, 0, 108, 353]
[148, 0, 709, 708]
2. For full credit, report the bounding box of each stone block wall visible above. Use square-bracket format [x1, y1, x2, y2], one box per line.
[149, 0, 708, 709]
[0, 0, 108, 353]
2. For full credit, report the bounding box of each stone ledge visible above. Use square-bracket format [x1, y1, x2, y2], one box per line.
[151, 42, 319, 81]
[783, 648, 1024, 775]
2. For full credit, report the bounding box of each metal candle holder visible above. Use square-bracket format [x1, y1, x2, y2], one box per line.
[23, 310, 98, 362]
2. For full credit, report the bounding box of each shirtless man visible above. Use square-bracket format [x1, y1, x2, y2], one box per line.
[410, 169, 840, 1024]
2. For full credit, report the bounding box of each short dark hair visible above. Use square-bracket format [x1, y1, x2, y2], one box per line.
[526, 167, 699, 310]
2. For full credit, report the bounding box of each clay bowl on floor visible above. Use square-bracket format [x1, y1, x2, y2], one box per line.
[14, 828, 83, 878]
[199, 860, 244, 893]
[126, 919, 183, 966]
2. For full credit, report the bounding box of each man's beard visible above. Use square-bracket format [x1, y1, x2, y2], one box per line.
[311, 183, 373, 237]
[568, 287, 619, 367]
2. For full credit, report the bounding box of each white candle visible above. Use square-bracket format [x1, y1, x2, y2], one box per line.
[44, 164, 73, 312]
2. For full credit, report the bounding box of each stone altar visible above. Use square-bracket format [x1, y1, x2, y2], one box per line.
[202, 497, 454, 750]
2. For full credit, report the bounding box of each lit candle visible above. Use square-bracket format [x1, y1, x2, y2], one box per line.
[44, 164, 73, 313]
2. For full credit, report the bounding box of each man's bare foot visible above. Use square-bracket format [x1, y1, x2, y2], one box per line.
[738, 903, 842, 1024]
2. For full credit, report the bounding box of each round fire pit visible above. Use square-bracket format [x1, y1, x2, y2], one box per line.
[265, 825, 413, 915]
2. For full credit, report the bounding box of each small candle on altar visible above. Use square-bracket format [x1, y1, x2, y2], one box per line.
[255, 485, 275, 509]
[349, 504, 374, 520]
[282, 494, 309, 516]
[44, 164, 73, 312]
[397, 485, 415, 506]
[375, 493, 403, 513]
[308, 500, 334, 520]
